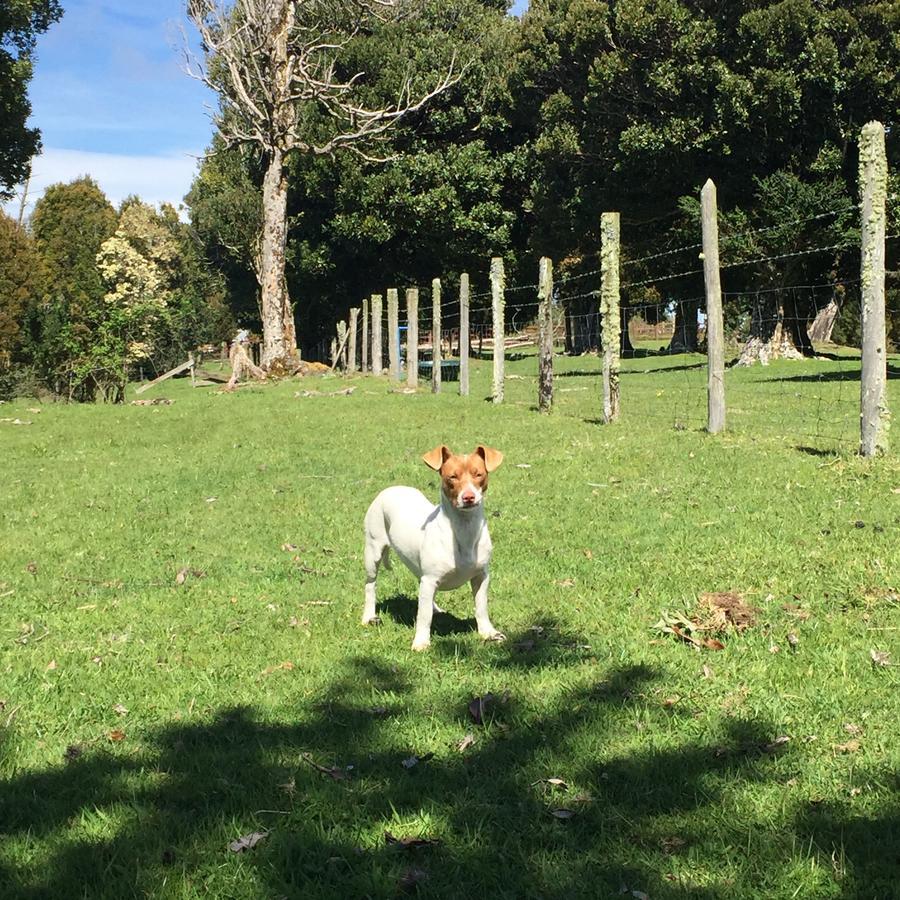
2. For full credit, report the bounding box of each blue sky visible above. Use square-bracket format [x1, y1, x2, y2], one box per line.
[7, 0, 531, 217]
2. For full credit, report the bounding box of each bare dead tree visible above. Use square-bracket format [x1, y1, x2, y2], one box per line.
[185, 0, 459, 370]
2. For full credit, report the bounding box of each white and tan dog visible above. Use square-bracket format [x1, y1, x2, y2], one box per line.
[362, 445, 505, 651]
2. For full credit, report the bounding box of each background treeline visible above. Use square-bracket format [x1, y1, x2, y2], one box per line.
[188, 0, 898, 356]
[0, 181, 232, 401]
[2, 0, 898, 399]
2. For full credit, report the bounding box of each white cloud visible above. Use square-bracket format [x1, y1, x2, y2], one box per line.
[3, 147, 202, 220]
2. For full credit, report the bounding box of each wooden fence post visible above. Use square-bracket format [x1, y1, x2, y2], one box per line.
[387, 288, 400, 381]
[362, 297, 369, 373]
[459, 273, 470, 397]
[330, 337, 337, 367]
[491, 257, 505, 404]
[600, 213, 621, 423]
[348, 307, 359, 372]
[336, 320, 347, 370]
[538, 257, 554, 412]
[432, 278, 442, 393]
[859, 121, 889, 457]
[406, 288, 419, 389]
[371, 293, 383, 374]
[701, 179, 726, 434]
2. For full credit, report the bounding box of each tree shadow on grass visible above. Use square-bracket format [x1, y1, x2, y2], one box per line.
[2, 657, 894, 899]
[379, 592, 476, 637]
[752, 364, 898, 385]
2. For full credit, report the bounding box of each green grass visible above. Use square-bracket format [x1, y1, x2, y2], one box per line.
[1, 349, 898, 899]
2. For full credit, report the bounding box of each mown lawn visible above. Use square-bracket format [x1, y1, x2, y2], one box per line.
[1, 347, 898, 899]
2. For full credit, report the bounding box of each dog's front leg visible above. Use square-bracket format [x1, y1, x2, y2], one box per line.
[412, 576, 439, 651]
[471, 570, 505, 642]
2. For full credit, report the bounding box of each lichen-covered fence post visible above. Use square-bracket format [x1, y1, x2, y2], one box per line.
[336, 320, 348, 369]
[406, 287, 419, 389]
[432, 278, 442, 394]
[362, 297, 369, 373]
[371, 293, 383, 374]
[538, 256, 554, 412]
[859, 121, 889, 457]
[701, 179, 726, 434]
[600, 213, 620, 423]
[459, 273, 470, 397]
[348, 307, 359, 372]
[387, 288, 400, 380]
[490, 257, 505, 404]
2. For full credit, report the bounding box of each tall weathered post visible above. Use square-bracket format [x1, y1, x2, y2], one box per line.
[701, 179, 726, 434]
[387, 288, 400, 380]
[538, 257, 554, 412]
[362, 297, 369, 373]
[431, 278, 442, 393]
[348, 307, 359, 372]
[336, 320, 348, 369]
[459, 273, 470, 397]
[490, 257, 505, 404]
[859, 121, 889, 457]
[371, 293, 383, 374]
[406, 287, 419, 389]
[600, 213, 621, 423]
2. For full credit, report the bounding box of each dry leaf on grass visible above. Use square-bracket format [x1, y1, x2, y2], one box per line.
[301, 752, 350, 781]
[108, 729, 126, 742]
[401, 752, 434, 770]
[870, 649, 892, 667]
[113, 703, 128, 716]
[261, 661, 294, 676]
[659, 835, 686, 855]
[456, 734, 476, 753]
[762, 735, 791, 754]
[697, 592, 759, 631]
[384, 832, 441, 850]
[468, 692, 508, 725]
[175, 567, 205, 586]
[228, 831, 267, 853]
[787, 632, 799, 650]
[550, 808, 576, 820]
[834, 739, 861, 754]
[843, 723, 863, 736]
[281, 543, 298, 552]
[25, 562, 38, 574]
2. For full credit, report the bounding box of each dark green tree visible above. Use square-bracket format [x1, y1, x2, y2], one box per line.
[29, 176, 117, 398]
[0, 0, 63, 198]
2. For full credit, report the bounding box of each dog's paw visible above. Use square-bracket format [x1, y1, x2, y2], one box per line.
[362, 615, 382, 627]
[411, 639, 431, 652]
[481, 630, 506, 643]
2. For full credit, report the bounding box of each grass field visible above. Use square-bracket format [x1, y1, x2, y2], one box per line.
[1, 348, 899, 899]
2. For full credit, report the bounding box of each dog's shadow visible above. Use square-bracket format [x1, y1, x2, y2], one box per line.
[379, 593, 476, 636]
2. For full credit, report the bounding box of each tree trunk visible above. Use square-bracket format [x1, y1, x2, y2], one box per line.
[806, 298, 840, 344]
[667, 299, 700, 353]
[620, 304, 635, 357]
[564, 297, 599, 354]
[259, 147, 295, 370]
[737, 294, 805, 366]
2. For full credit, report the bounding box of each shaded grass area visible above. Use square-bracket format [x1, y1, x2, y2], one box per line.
[1, 350, 898, 898]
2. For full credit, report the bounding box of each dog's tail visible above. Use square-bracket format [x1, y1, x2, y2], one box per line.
[380, 545, 392, 570]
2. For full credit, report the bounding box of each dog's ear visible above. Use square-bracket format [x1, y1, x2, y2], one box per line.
[423, 445, 451, 471]
[475, 445, 503, 472]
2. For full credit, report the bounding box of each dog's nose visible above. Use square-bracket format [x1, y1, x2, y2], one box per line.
[460, 488, 476, 505]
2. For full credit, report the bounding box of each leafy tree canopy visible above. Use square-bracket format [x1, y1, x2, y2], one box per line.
[0, 0, 63, 198]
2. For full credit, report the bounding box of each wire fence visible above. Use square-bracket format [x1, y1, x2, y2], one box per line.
[326, 195, 894, 452]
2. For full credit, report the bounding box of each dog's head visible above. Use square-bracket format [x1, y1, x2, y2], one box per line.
[423, 445, 503, 510]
